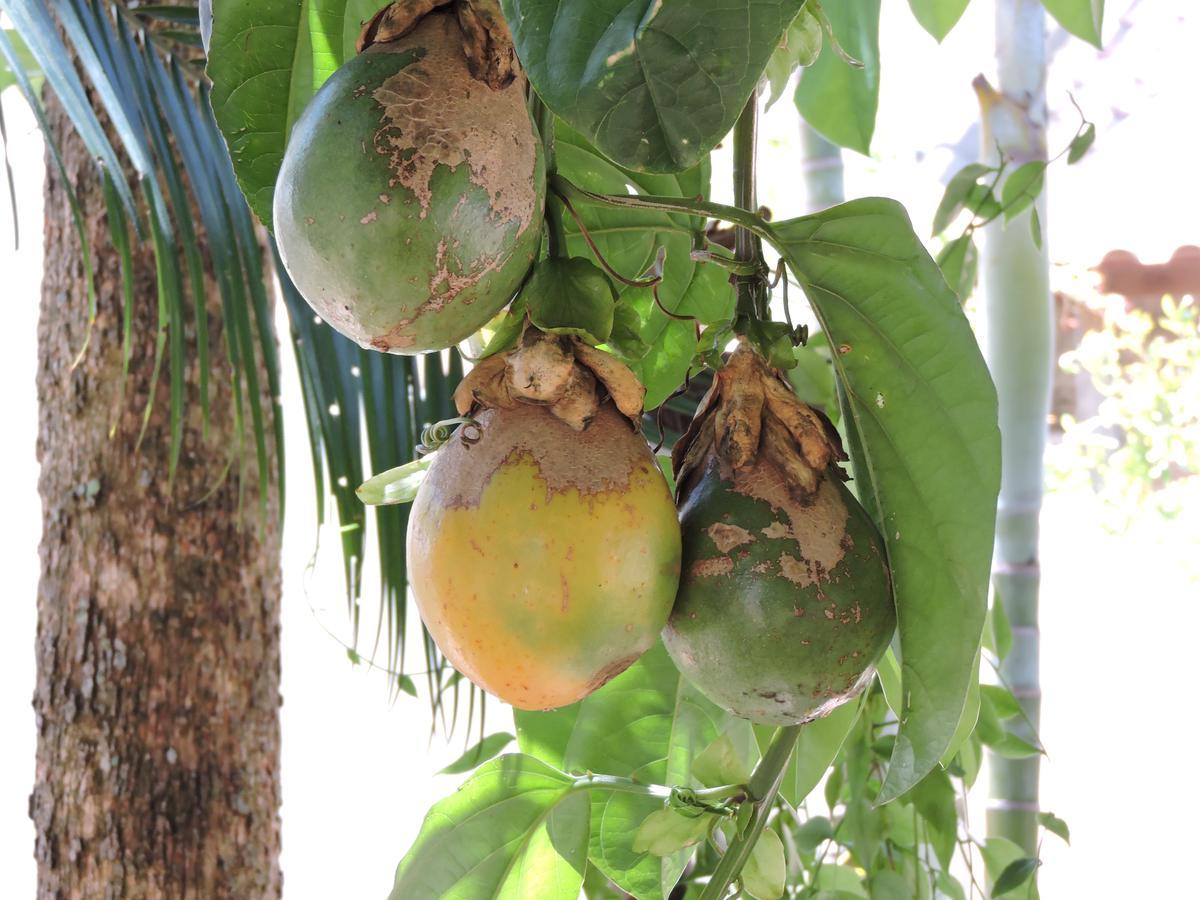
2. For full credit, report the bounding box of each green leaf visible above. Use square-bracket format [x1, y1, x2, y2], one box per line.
[504, 0, 805, 172]
[770, 199, 1000, 802]
[0, 26, 42, 94]
[876, 648, 903, 716]
[357, 455, 435, 506]
[1001, 161, 1046, 222]
[939, 648, 980, 765]
[985, 591, 1013, 660]
[691, 733, 755, 788]
[1038, 811, 1071, 844]
[993, 857, 1041, 896]
[631, 808, 712, 857]
[906, 0, 970, 42]
[514, 644, 736, 900]
[523, 257, 617, 344]
[207, 0, 372, 226]
[1030, 206, 1043, 250]
[763, 7, 823, 109]
[932, 163, 992, 236]
[937, 871, 967, 900]
[1043, 0, 1104, 48]
[390, 754, 589, 899]
[553, 126, 731, 407]
[936, 233, 979, 303]
[980, 685, 1022, 721]
[987, 732, 1043, 759]
[906, 768, 956, 870]
[759, 696, 863, 808]
[870, 868, 915, 900]
[742, 826, 785, 899]
[438, 732, 517, 775]
[813, 864, 869, 896]
[792, 815, 835, 853]
[794, 0, 881, 155]
[1067, 122, 1096, 163]
[787, 343, 837, 411]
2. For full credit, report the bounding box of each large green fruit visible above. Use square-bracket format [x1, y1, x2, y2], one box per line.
[663, 346, 896, 725]
[407, 337, 681, 710]
[273, 13, 545, 353]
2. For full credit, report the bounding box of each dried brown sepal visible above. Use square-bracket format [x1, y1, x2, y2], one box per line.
[455, 329, 645, 432]
[673, 342, 846, 504]
[357, 0, 445, 52]
[454, 0, 518, 88]
[358, 0, 517, 88]
[572, 342, 646, 421]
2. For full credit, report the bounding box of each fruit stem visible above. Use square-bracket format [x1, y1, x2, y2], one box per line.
[532, 92, 569, 258]
[698, 724, 802, 900]
[731, 90, 770, 325]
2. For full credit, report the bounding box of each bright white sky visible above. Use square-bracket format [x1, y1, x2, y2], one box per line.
[1, 2, 1197, 897]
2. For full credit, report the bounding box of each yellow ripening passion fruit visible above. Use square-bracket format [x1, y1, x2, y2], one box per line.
[407, 332, 682, 709]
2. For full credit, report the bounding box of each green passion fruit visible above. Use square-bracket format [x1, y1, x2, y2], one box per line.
[406, 332, 681, 710]
[272, 11, 545, 353]
[664, 345, 896, 725]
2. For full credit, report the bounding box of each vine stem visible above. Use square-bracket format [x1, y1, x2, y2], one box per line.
[531, 93, 568, 258]
[550, 175, 780, 254]
[569, 774, 746, 803]
[732, 89, 767, 322]
[699, 725, 802, 900]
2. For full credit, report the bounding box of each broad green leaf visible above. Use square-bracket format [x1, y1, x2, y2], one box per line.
[523, 257, 617, 344]
[692, 733, 755, 788]
[742, 826, 785, 900]
[788, 343, 837, 412]
[939, 648, 980, 765]
[763, 8, 823, 109]
[438, 732, 516, 775]
[1067, 122, 1096, 163]
[631, 808, 711, 856]
[1001, 161, 1046, 222]
[792, 815, 835, 853]
[980, 684, 1021, 721]
[794, 0, 880, 155]
[770, 199, 1000, 802]
[813, 864, 869, 896]
[0, 26, 42, 94]
[756, 695, 863, 808]
[906, 768, 956, 869]
[936, 233, 978, 303]
[390, 754, 589, 900]
[516, 644, 735, 900]
[1043, 0, 1104, 48]
[870, 868, 915, 900]
[906, 0, 970, 42]
[1038, 811, 1070, 844]
[937, 871, 967, 900]
[993, 858, 1041, 896]
[207, 0, 375, 226]
[503, 0, 805, 172]
[981, 836, 1025, 885]
[554, 126, 732, 406]
[932, 163, 992, 236]
[876, 648, 903, 716]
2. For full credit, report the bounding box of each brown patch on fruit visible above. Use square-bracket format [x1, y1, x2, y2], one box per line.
[690, 557, 734, 579]
[706, 522, 754, 553]
[585, 653, 642, 694]
[422, 402, 652, 510]
[370, 14, 537, 227]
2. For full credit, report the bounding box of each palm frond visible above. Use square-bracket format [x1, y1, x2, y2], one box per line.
[2, 0, 469, 726]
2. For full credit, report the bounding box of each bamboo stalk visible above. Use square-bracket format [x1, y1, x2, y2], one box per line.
[980, 0, 1051, 857]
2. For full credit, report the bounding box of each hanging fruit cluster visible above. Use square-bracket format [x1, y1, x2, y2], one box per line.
[273, 0, 896, 722]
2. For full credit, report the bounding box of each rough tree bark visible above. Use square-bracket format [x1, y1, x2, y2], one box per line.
[29, 85, 283, 897]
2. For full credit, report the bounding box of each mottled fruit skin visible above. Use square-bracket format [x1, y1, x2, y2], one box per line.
[664, 455, 895, 725]
[407, 403, 682, 710]
[273, 13, 545, 354]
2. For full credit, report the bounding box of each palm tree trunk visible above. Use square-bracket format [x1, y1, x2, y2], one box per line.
[29, 87, 282, 897]
[981, 0, 1050, 856]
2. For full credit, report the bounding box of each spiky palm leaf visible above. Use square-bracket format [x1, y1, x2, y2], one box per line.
[0, 0, 465, 717]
